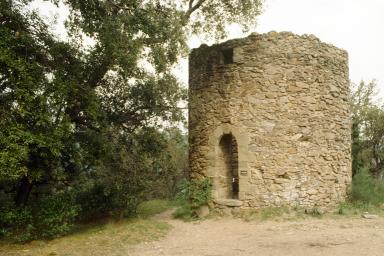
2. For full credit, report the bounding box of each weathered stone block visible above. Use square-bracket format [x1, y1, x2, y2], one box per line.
[214, 199, 243, 207]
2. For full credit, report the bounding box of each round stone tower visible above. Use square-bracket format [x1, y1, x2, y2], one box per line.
[189, 31, 351, 208]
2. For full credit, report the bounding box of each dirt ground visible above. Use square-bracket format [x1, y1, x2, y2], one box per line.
[2, 210, 384, 256]
[129, 211, 384, 256]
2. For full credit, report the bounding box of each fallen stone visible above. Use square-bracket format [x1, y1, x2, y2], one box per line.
[362, 214, 379, 219]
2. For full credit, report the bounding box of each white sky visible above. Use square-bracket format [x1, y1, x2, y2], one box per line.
[181, 0, 384, 99]
[258, 0, 384, 97]
[30, 0, 384, 98]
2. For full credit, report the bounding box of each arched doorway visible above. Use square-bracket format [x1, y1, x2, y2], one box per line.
[217, 133, 239, 199]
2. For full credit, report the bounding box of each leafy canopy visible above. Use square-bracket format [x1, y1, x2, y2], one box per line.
[351, 80, 384, 178]
[0, 0, 264, 239]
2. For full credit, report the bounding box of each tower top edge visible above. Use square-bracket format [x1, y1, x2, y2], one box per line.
[191, 31, 348, 57]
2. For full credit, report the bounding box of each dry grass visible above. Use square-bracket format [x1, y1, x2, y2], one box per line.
[1, 218, 171, 256]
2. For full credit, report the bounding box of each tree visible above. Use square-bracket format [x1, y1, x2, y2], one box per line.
[0, 0, 95, 206]
[351, 80, 384, 178]
[1, 0, 264, 237]
[59, 0, 263, 211]
[62, 0, 264, 130]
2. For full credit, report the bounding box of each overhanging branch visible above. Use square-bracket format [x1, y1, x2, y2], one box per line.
[185, 0, 207, 20]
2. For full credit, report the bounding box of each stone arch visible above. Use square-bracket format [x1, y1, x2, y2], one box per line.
[217, 133, 239, 199]
[207, 124, 250, 201]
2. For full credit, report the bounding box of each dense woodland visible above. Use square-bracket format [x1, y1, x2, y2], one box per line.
[0, 0, 263, 241]
[0, 0, 383, 242]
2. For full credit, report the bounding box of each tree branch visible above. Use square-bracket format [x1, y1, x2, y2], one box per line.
[188, 0, 195, 10]
[107, 0, 134, 13]
[185, 0, 206, 20]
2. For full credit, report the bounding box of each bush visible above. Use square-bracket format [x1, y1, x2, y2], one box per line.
[34, 191, 80, 239]
[76, 181, 142, 220]
[174, 178, 212, 220]
[351, 168, 384, 205]
[0, 203, 34, 242]
[176, 178, 212, 209]
[0, 190, 80, 242]
[76, 184, 114, 221]
[172, 204, 194, 221]
[106, 189, 141, 219]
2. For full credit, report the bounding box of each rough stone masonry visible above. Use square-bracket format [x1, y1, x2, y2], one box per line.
[189, 31, 351, 209]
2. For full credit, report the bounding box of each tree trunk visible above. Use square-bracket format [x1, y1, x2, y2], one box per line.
[14, 176, 33, 206]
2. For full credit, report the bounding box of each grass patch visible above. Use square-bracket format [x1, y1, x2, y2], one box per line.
[335, 168, 384, 217]
[0, 199, 176, 256]
[0, 217, 171, 256]
[259, 207, 291, 220]
[172, 204, 195, 221]
[136, 199, 176, 218]
[337, 201, 384, 216]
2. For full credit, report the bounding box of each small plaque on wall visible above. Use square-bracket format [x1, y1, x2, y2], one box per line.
[240, 170, 247, 176]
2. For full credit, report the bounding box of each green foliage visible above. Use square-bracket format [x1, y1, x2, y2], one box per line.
[71, 127, 187, 221]
[0, 191, 80, 242]
[176, 178, 212, 209]
[350, 80, 384, 209]
[0, 1, 75, 185]
[338, 203, 349, 215]
[174, 178, 212, 220]
[1, 0, 264, 241]
[33, 191, 80, 239]
[164, 128, 189, 196]
[75, 184, 114, 221]
[172, 204, 195, 221]
[182, 0, 264, 40]
[351, 81, 384, 177]
[94, 127, 185, 219]
[0, 203, 34, 242]
[337, 201, 384, 216]
[351, 168, 384, 205]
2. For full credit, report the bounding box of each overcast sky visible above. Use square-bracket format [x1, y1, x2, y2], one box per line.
[31, 0, 384, 98]
[185, 0, 384, 98]
[258, 0, 384, 97]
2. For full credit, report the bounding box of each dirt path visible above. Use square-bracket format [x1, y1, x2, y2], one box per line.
[130, 212, 384, 256]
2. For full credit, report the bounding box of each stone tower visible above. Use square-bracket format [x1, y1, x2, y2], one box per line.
[189, 32, 351, 208]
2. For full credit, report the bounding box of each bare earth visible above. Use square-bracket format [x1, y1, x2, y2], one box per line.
[3, 211, 384, 256]
[130, 212, 384, 256]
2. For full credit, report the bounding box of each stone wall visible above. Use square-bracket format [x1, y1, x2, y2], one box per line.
[189, 31, 351, 208]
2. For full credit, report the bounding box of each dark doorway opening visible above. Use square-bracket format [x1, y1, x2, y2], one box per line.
[219, 133, 239, 199]
[222, 48, 234, 64]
